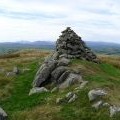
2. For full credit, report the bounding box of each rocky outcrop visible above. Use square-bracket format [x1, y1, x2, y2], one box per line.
[88, 89, 107, 101]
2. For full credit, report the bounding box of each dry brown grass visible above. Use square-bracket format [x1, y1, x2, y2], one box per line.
[98, 55, 120, 69]
[12, 105, 61, 120]
[0, 49, 51, 100]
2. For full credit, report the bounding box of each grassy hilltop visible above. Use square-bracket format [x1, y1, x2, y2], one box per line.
[0, 49, 120, 120]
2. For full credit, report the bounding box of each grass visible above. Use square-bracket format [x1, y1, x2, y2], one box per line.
[0, 49, 120, 120]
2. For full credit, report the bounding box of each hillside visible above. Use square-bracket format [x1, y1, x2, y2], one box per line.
[0, 41, 120, 55]
[0, 49, 120, 120]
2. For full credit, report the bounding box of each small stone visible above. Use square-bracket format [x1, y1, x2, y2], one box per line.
[13, 66, 20, 75]
[0, 107, 7, 120]
[68, 94, 78, 103]
[102, 102, 110, 107]
[88, 89, 107, 101]
[29, 87, 49, 95]
[92, 101, 103, 110]
[51, 87, 58, 93]
[56, 98, 64, 104]
[58, 58, 70, 66]
[6, 72, 16, 76]
[65, 92, 74, 100]
[110, 105, 120, 117]
[75, 81, 88, 90]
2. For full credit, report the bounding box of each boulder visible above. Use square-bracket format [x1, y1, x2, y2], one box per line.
[0, 107, 7, 120]
[51, 66, 67, 83]
[57, 70, 70, 84]
[59, 73, 82, 89]
[88, 89, 107, 101]
[33, 60, 57, 87]
[29, 87, 49, 95]
[110, 106, 120, 117]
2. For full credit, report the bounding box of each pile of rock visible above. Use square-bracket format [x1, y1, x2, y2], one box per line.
[32, 27, 99, 88]
[32, 54, 83, 88]
[56, 27, 99, 63]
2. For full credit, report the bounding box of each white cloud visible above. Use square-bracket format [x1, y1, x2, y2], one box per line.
[0, 0, 120, 43]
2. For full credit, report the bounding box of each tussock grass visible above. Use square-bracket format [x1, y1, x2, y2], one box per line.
[99, 55, 120, 69]
[0, 50, 120, 120]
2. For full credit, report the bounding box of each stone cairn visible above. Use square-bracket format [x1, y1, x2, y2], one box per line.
[30, 27, 99, 90]
[56, 27, 99, 62]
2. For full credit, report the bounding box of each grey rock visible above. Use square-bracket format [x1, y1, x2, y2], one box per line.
[75, 81, 88, 90]
[102, 102, 110, 107]
[92, 101, 103, 110]
[6, 72, 16, 76]
[29, 87, 49, 95]
[110, 106, 120, 117]
[56, 98, 64, 104]
[0, 107, 7, 120]
[51, 66, 67, 83]
[65, 92, 74, 100]
[13, 66, 20, 74]
[33, 60, 57, 87]
[51, 87, 59, 93]
[68, 94, 78, 103]
[58, 58, 70, 66]
[59, 73, 82, 89]
[88, 89, 107, 101]
[57, 70, 70, 84]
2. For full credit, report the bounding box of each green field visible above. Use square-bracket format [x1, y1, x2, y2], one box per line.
[0, 50, 120, 120]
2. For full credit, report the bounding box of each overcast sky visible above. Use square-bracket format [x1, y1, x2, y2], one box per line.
[0, 0, 120, 43]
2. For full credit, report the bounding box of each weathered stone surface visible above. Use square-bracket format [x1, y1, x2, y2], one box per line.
[57, 58, 70, 66]
[65, 92, 74, 100]
[109, 106, 120, 117]
[57, 70, 70, 84]
[33, 59, 57, 87]
[29, 87, 49, 95]
[0, 107, 7, 120]
[68, 94, 78, 103]
[88, 89, 107, 101]
[59, 73, 82, 89]
[51, 66, 67, 83]
[92, 101, 103, 110]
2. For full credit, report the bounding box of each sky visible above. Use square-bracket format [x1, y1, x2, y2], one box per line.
[0, 0, 120, 43]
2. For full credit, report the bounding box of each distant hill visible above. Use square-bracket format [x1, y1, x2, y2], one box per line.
[0, 41, 120, 55]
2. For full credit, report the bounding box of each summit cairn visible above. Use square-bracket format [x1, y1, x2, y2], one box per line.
[31, 27, 99, 90]
[56, 27, 99, 63]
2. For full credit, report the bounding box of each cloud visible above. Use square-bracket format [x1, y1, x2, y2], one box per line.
[0, 0, 120, 43]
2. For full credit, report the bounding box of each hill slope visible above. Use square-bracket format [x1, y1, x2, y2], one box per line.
[0, 50, 120, 120]
[0, 41, 120, 55]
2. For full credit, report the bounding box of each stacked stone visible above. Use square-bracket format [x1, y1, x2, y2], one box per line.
[56, 27, 98, 63]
